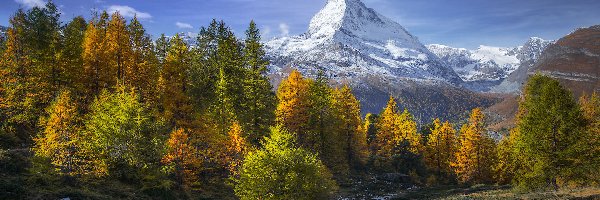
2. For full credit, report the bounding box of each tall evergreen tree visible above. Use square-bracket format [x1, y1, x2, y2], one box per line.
[61, 16, 87, 95]
[513, 74, 586, 189]
[240, 21, 276, 146]
[128, 16, 159, 103]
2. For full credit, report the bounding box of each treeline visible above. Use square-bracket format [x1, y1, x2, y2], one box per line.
[0, 2, 599, 199]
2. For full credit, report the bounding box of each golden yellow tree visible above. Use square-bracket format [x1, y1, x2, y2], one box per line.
[105, 12, 133, 83]
[157, 34, 194, 128]
[331, 85, 368, 168]
[276, 70, 310, 135]
[82, 12, 113, 99]
[372, 96, 422, 171]
[162, 128, 201, 187]
[224, 121, 249, 176]
[452, 108, 496, 184]
[34, 91, 99, 176]
[424, 119, 457, 180]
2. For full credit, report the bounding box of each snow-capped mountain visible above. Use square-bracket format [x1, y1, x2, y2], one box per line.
[266, 0, 461, 86]
[427, 44, 520, 82]
[428, 37, 552, 92]
[493, 37, 554, 93]
[265, 0, 496, 123]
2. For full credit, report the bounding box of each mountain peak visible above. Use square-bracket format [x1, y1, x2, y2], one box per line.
[307, 0, 418, 45]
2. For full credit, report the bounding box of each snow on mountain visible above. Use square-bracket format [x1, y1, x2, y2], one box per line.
[265, 0, 498, 123]
[266, 0, 461, 86]
[428, 37, 552, 92]
[427, 44, 520, 82]
[492, 37, 554, 93]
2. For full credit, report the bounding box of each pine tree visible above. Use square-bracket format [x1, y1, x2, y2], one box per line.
[424, 119, 457, 182]
[452, 108, 496, 184]
[240, 21, 276, 146]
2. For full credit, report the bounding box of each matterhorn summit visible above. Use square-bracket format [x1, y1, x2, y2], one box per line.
[266, 0, 461, 86]
[266, 0, 495, 122]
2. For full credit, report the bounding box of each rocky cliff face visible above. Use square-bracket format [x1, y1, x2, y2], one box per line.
[530, 25, 600, 97]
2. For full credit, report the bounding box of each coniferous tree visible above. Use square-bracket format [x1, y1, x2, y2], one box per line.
[424, 119, 457, 183]
[513, 74, 586, 189]
[276, 70, 311, 138]
[162, 128, 201, 187]
[61, 16, 87, 95]
[158, 34, 194, 128]
[452, 108, 496, 184]
[128, 16, 159, 103]
[234, 125, 337, 200]
[33, 91, 90, 176]
[331, 85, 368, 169]
[579, 92, 600, 183]
[240, 21, 276, 146]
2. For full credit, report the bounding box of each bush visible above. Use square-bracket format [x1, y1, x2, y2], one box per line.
[234, 126, 337, 200]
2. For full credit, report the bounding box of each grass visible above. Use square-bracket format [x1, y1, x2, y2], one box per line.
[392, 185, 600, 200]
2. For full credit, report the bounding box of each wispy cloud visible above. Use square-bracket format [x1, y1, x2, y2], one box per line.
[107, 5, 152, 20]
[279, 23, 290, 36]
[14, 0, 45, 8]
[176, 22, 193, 29]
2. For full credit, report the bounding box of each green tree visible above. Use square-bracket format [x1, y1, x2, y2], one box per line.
[61, 16, 87, 96]
[240, 21, 276, 146]
[513, 74, 586, 189]
[83, 85, 163, 179]
[234, 125, 337, 200]
[424, 119, 457, 182]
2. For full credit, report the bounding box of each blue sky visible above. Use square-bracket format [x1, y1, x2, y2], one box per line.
[1, 0, 599, 48]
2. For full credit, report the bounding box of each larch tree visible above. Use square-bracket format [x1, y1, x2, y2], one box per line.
[82, 11, 113, 99]
[34, 91, 86, 176]
[128, 16, 159, 104]
[513, 74, 586, 189]
[452, 108, 496, 184]
[276, 70, 311, 138]
[83, 85, 162, 178]
[158, 34, 194, 128]
[331, 85, 368, 168]
[579, 92, 600, 183]
[234, 125, 337, 200]
[61, 16, 87, 96]
[162, 128, 201, 188]
[224, 121, 249, 176]
[105, 12, 133, 83]
[424, 119, 457, 182]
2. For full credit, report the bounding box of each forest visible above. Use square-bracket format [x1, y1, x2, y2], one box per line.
[0, 2, 599, 199]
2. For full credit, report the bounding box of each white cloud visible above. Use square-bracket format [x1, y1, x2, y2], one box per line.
[279, 23, 289, 36]
[262, 26, 272, 39]
[14, 0, 45, 8]
[107, 5, 152, 20]
[176, 22, 193, 29]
